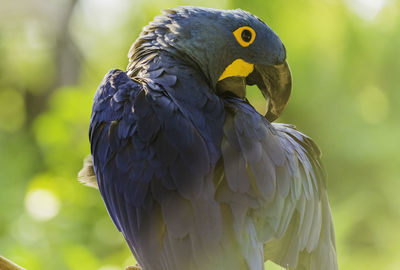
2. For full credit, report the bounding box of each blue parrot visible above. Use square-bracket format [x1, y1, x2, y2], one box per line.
[80, 6, 337, 270]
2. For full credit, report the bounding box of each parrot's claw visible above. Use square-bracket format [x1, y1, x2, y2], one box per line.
[125, 265, 141, 270]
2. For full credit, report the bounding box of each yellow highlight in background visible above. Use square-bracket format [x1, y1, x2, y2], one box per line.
[25, 189, 60, 221]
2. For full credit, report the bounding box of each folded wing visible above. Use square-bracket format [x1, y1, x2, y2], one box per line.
[219, 96, 337, 270]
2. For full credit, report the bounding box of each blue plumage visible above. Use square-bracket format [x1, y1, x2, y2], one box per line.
[86, 6, 337, 270]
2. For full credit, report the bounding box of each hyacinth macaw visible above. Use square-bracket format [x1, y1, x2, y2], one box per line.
[79, 6, 338, 270]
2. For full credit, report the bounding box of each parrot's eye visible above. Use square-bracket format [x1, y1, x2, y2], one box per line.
[233, 26, 256, 47]
[241, 30, 252, 42]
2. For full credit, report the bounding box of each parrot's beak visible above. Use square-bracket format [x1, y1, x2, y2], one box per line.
[246, 61, 292, 122]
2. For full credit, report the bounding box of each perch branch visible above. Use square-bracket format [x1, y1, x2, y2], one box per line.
[0, 255, 142, 270]
[0, 256, 25, 270]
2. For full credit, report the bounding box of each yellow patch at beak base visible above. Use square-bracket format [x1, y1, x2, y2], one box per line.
[218, 59, 254, 81]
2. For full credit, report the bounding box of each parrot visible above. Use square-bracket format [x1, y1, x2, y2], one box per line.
[79, 6, 338, 270]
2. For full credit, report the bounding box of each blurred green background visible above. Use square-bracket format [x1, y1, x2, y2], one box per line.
[0, 0, 399, 269]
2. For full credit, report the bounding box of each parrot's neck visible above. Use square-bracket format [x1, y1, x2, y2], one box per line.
[126, 20, 220, 89]
[128, 49, 213, 95]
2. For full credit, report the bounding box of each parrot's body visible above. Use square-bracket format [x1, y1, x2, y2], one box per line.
[82, 7, 337, 270]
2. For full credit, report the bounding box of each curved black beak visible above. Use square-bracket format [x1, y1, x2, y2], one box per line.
[246, 61, 292, 122]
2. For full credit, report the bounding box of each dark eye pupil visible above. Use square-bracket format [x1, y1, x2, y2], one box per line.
[241, 29, 252, 42]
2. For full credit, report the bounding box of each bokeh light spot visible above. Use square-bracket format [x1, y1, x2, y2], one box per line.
[25, 189, 60, 221]
[11, 214, 44, 245]
[356, 86, 389, 124]
[345, 0, 388, 21]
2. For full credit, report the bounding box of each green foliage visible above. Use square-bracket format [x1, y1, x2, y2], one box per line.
[0, 0, 399, 269]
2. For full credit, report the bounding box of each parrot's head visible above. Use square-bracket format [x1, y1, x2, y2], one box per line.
[130, 6, 292, 121]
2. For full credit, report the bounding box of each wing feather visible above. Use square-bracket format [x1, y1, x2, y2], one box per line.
[219, 97, 337, 270]
[90, 69, 229, 270]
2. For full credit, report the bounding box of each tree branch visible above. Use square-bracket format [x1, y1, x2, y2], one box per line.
[0, 256, 143, 270]
[0, 256, 25, 270]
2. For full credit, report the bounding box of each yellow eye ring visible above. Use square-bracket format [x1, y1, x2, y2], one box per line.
[233, 26, 256, 47]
